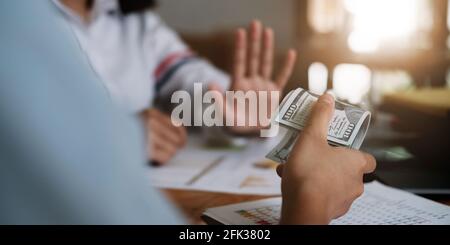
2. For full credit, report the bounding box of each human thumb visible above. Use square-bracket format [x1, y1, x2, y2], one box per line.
[302, 93, 335, 141]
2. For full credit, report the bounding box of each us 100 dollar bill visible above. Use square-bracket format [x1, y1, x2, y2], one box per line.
[266, 88, 371, 164]
[266, 128, 299, 164]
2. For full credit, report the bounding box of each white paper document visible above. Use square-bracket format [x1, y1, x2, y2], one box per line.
[148, 135, 282, 195]
[202, 181, 450, 225]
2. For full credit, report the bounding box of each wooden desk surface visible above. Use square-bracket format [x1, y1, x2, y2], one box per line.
[162, 189, 277, 224]
[162, 189, 450, 224]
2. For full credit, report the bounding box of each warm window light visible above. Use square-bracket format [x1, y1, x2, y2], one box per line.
[344, 0, 422, 53]
[347, 31, 378, 53]
[308, 62, 328, 95]
[333, 64, 371, 104]
[307, 0, 432, 52]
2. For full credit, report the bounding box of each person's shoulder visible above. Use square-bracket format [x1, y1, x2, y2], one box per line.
[114, 10, 165, 37]
[138, 11, 166, 30]
[121, 10, 180, 43]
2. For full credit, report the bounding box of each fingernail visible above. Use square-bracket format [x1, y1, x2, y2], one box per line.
[325, 90, 336, 99]
[321, 94, 334, 105]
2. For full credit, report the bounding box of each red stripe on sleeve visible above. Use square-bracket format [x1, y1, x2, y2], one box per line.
[154, 51, 193, 79]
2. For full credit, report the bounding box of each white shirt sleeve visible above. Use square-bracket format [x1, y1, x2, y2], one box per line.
[142, 12, 230, 102]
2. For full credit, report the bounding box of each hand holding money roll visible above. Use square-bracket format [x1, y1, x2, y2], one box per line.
[267, 88, 371, 164]
[277, 93, 377, 224]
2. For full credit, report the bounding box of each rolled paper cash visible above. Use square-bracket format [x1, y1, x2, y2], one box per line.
[266, 88, 371, 164]
[266, 127, 299, 164]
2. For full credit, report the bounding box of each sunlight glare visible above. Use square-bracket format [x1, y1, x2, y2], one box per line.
[308, 62, 328, 95]
[344, 0, 420, 53]
[333, 64, 371, 104]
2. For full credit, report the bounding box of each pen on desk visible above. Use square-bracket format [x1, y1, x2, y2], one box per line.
[186, 156, 225, 186]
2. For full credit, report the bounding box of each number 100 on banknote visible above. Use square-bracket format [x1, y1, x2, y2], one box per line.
[267, 88, 371, 164]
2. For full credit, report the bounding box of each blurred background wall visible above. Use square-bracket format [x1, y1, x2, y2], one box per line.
[156, 0, 301, 85]
[156, 0, 298, 52]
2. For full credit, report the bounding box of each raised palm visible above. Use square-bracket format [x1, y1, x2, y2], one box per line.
[210, 20, 297, 134]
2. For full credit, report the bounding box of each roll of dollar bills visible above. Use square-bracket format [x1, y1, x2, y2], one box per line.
[266, 88, 371, 164]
